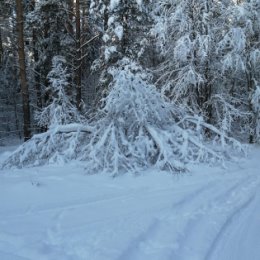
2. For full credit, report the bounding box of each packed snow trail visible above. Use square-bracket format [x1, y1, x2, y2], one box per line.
[0, 146, 260, 260]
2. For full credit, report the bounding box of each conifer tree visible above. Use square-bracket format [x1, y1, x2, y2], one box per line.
[90, 0, 153, 94]
[35, 56, 81, 129]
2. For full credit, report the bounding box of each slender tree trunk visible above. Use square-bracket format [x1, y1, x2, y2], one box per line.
[13, 96, 22, 140]
[31, 0, 42, 110]
[75, 0, 82, 110]
[32, 29, 42, 109]
[104, 0, 109, 31]
[121, 0, 128, 55]
[69, 0, 74, 20]
[246, 70, 255, 143]
[16, 0, 31, 141]
[81, 3, 87, 73]
[66, 0, 74, 35]
[0, 29, 3, 66]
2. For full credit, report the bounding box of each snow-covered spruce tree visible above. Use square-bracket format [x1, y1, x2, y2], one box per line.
[2, 56, 90, 168]
[90, 0, 153, 61]
[35, 56, 82, 129]
[90, 0, 154, 98]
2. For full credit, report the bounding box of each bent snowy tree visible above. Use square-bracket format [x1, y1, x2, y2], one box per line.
[2, 60, 245, 172]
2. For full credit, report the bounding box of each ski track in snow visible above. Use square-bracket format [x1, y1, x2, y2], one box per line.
[0, 147, 260, 260]
[116, 175, 259, 260]
[207, 180, 260, 260]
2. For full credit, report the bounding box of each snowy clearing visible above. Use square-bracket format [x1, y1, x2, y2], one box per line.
[0, 146, 260, 260]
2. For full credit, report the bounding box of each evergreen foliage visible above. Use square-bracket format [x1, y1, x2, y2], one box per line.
[35, 56, 82, 129]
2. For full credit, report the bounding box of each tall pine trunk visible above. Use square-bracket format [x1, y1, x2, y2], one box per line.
[0, 29, 3, 66]
[16, 0, 31, 141]
[75, 0, 82, 110]
[31, 0, 42, 110]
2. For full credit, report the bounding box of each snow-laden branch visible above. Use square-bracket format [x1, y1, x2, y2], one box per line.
[178, 116, 244, 150]
[1, 123, 91, 169]
[50, 123, 93, 134]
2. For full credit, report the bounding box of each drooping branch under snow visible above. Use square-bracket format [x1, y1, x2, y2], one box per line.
[1, 123, 92, 169]
[50, 123, 93, 134]
[178, 116, 243, 149]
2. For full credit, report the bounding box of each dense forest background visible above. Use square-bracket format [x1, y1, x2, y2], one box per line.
[0, 0, 259, 172]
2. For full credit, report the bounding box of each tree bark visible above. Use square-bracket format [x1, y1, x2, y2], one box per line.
[16, 0, 31, 141]
[0, 29, 3, 66]
[75, 0, 82, 110]
[104, 0, 109, 31]
[31, 0, 42, 110]
[32, 29, 42, 109]
[246, 70, 255, 143]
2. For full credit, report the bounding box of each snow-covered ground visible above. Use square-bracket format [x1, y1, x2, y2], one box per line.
[0, 145, 260, 260]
